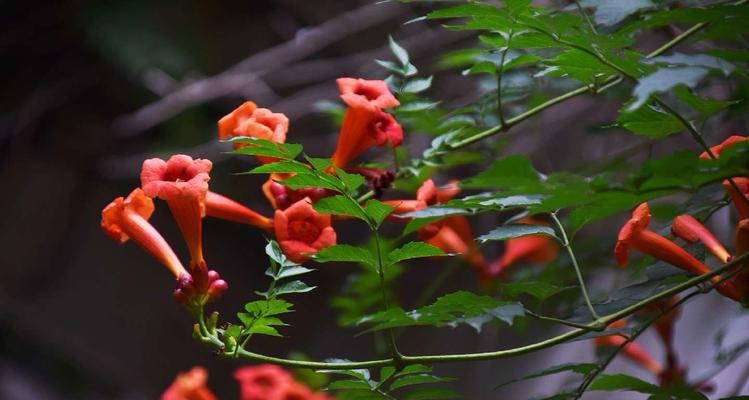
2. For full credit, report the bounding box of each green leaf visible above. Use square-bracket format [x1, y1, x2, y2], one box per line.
[272, 280, 316, 296]
[314, 195, 368, 221]
[265, 241, 299, 268]
[402, 76, 433, 93]
[399, 206, 471, 219]
[616, 103, 683, 138]
[359, 291, 524, 333]
[542, 49, 617, 84]
[275, 265, 315, 280]
[281, 173, 341, 192]
[314, 245, 376, 266]
[365, 199, 395, 228]
[462, 155, 541, 189]
[496, 362, 597, 389]
[589, 374, 660, 393]
[328, 380, 374, 390]
[244, 299, 294, 317]
[305, 156, 332, 172]
[333, 167, 366, 194]
[477, 224, 558, 243]
[389, 374, 452, 391]
[387, 242, 447, 266]
[674, 86, 736, 118]
[388, 35, 410, 67]
[628, 66, 709, 111]
[228, 138, 303, 160]
[248, 161, 310, 174]
[501, 281, 574, 302]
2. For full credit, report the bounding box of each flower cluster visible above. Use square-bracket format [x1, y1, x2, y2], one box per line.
[615, 135, 749, 304]
[161, 365, 330, 400]
[101, 75, 565, 305]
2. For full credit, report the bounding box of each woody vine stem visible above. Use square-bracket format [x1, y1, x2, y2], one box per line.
[189, 15, 748, 370]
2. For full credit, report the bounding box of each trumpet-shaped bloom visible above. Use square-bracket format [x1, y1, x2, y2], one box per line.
[734, 219, 749, 302]
[274, 198, 337, 262]
[724, 178, 749, 220]
[331, 78, 401, 167]
[262, 176, 331, 210]
[595, 320, 663, 375]
[235, 365, 330, 400]
[671, 214, 731, 263]
[616, 203, 740, 301]
[205, 191, 273, 230]
[101, 189, 186, 279]
[218, 101, 289, 164]
[162, 366, 217, 400]
[699, 135, 748, 159]
[483, 218, 559, 279]
[141, 155, 212, 263]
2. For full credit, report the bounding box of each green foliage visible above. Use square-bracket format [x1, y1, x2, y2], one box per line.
[319, 364, 457, 399]
[496, 362, 597, 389]
[358, 291, 524, 333]
[477, 224, 558, 243]
[589, 374, 708, 399]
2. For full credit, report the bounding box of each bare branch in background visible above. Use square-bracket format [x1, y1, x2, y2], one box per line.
[112, 2, 408, 137]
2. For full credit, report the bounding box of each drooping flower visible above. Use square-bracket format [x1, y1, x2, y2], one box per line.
[483, 218, 559, 279]
[101, 188, 186, 279]
[724, 178, 749, 220]
[594, 320, 663, 376]
[162, 366, 217, 400]
[331, 78, 400, 167]
[615, 203, 740, 301]
[218, 101, 289, 164]
[274, 198, 337, 262]
[733, 219, 749, 302]
[205, 191, 273, 230]
[698, 135, 748, 159]
[671, 214, 731, 263]
[387, 179, 485, 270]
[235, 364, 294, 400]
[141, 155, 212, 263]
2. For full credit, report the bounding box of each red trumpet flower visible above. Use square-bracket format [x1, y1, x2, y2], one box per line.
[218, 101, 289, 164]
[734, 219, 749, 302]
[162, 366, 217, 400]
[698, 135, 748, 159]
[616, 203, 740, 301]
[671, 214, 731, 263]
[274, 198, 337, 263]
[101, 188, 186, 279]
[235, 364, 331, 400]
[724, 178, 749, 220]
[331, 78, 401, 168]
[483, 218, 559, 279]
[595, 320, 663, 376]
[387, 179, 486, 270]
[141, 155, 212, 264]
[205, 191, 273, 230]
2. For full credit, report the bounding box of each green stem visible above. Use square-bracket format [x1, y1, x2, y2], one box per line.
[218, 251, 749, 369]
[373, 230, 403, 361]
[573, 1, 598, 34]
[574, 290, 698, 398]
[525, 309, 604, 331]
[550, 211, 600, 320]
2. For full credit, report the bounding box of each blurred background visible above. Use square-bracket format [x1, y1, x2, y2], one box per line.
[1, 1, 748, 399]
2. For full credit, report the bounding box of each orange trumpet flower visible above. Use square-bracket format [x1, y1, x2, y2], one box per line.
[724, 178, 749, 220]
[162, 366, 217, 400]
[698, 135, 748, 159]
[483, 218, 559, 279]
[331, 78, 401, 168]
[595, 320, 663, 376]
[733, 219, 749, 302]
[141, 155, 212, 264]
[671, 214, 731, 263]
[204, 191, 273, 230]
[218, 101, 289, 164]
[616, 203, 740, 301]
[101, 188, 186, 279]
[274, 198, 337, 263]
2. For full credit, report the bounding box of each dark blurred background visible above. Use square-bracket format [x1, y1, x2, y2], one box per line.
[2, 1, 748, 399]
